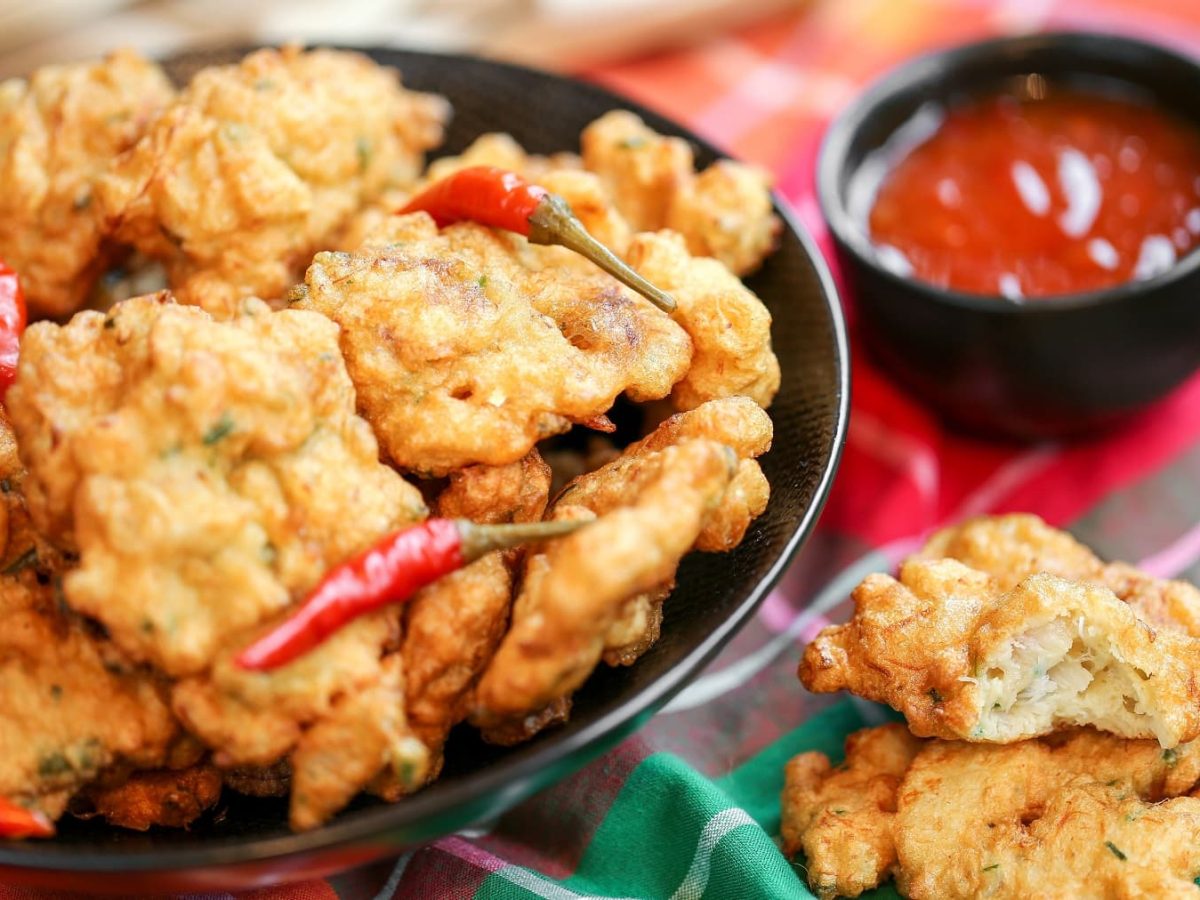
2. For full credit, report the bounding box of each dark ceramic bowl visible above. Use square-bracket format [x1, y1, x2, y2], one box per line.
[819, 31, 1200, 440]
[0, 46, 849, 891]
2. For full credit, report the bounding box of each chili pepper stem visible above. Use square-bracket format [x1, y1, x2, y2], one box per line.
[457, 517, 587, 561]
[528, 194, 677, 314]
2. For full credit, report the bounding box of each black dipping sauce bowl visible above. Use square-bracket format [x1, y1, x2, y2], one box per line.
[819, 32, 1200, 440]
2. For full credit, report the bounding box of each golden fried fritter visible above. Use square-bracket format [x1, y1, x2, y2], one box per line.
[781, 724, 925, 900]
[97, 46, 448, 317]
[0, 570, 180, 824]
[288, 654, 427, 831]
[0, 49, 174, 318]
[472, 439, 735, 733]
[0, 410, 178, 824]
[921, 513, 1200, 637]
[436, 450, 553, 526]
[786, 726, 1200, 900]
[73, 762, 222, 831]
[7, 293, 425, 676]
[627, 231, 779, 411]
[222, 760, 290, 798]
[539, 399, 770, 670]
[402, 452, 551, 771]
[294, 214, 691, 475]
[581, 110, 779, 275]
[601, 584, 670, 667]
[801, 558, 1200, 746]
[558, 396, 773, 553]
[172, 608, 400, 767]
[893, 731, 1200, 899]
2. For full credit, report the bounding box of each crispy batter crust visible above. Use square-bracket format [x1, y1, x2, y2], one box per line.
[781, 724, 925, 899]
[626, 231, 779, 411]
[73, 762, 222, 831]
[894, 732, 1200, 899]
[0, 409, 178, 822]
[472, 440, 735, 732]
[0, 49, 174, 317]
[401, 452, 552, 770]
[288, 654, 427, 831]
[921, 514, 1200, 636]
[97, 46, 448, 317]
[787, 726, 1200, 900]
[801, 558, 1200, 746]
[8, 293, 424, 676]
[296, 214, 691, 475]
[581, 110, 779, 275]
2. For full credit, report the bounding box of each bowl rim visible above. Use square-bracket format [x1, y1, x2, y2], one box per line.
[0, 44, 851, 877]
[818, 29, 1200, 314]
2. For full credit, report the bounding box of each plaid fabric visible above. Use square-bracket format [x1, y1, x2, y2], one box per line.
[11, 0, 1200, 896]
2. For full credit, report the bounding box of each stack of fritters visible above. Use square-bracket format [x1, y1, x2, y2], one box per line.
[787, 514, 1200, 898]
[0, 46, 782, 834]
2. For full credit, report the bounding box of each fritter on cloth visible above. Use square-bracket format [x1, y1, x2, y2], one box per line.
[626, 230, 779, 411]
[581, 110, 779, 276]
[801, 557, 1200, 746]
[0, 409, 178, 824]
[781, 724, 925, 900]
[472, 439, 735, 736]
[920, 513, 1200, 637]
[97, 46, 448, 317]
[293, 214, 691, 475]
[7, 293, 425, 677]
[894, 731, 1200, 899]
[0, 49, 174, 317]
[401, 451, 551, 774]
[784, 725, 1200, 899]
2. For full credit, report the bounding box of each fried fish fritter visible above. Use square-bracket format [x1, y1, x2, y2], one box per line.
[72, 762, 223, 831]
[785, 726, 1200, 900]
[581, 110, 779, 276]
[7, 293, 425, 677]
[561, 396, 773, 553]
[781, 724, 925, 900]
[288, 653, 428, 831]
[401, 451, 552, 774]
[0, 409, 178, 825]
[294, 214, 691, 475]
[801, 558, 1200, 747]
[0, 49, 174, 318]
[626, 230, 779, 411]
[920, 513, 1200, 637]
[894, 731, 1200, 899]
[97, 46, 448, 318]
[472, 439, 735, 736]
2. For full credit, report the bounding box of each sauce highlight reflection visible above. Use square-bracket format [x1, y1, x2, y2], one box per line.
[858, 82, 1200, 299]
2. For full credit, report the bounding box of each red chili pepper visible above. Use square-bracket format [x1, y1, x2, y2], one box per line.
[235, 517, 586, 671]
[0, 260, 27, 401]
[400, 166, 676, 314]
[0, 797, 54, 840]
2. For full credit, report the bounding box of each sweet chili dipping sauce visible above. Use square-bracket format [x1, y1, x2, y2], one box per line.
[865, 79, 1200, 299]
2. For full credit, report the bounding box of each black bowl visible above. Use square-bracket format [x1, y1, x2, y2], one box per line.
[0, 46, 849, 891]
[819, 31, 1200, 440]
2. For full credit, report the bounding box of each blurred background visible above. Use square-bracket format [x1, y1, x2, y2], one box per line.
[0, 0, 808, 77]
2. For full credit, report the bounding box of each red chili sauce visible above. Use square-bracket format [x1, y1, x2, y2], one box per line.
[865, 84, 1200, 299]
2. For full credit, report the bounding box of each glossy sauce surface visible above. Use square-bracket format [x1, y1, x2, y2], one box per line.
[866, 84, 1200, 299]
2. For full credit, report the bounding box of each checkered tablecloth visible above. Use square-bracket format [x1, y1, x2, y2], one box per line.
[9, 0, 1200, 897]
